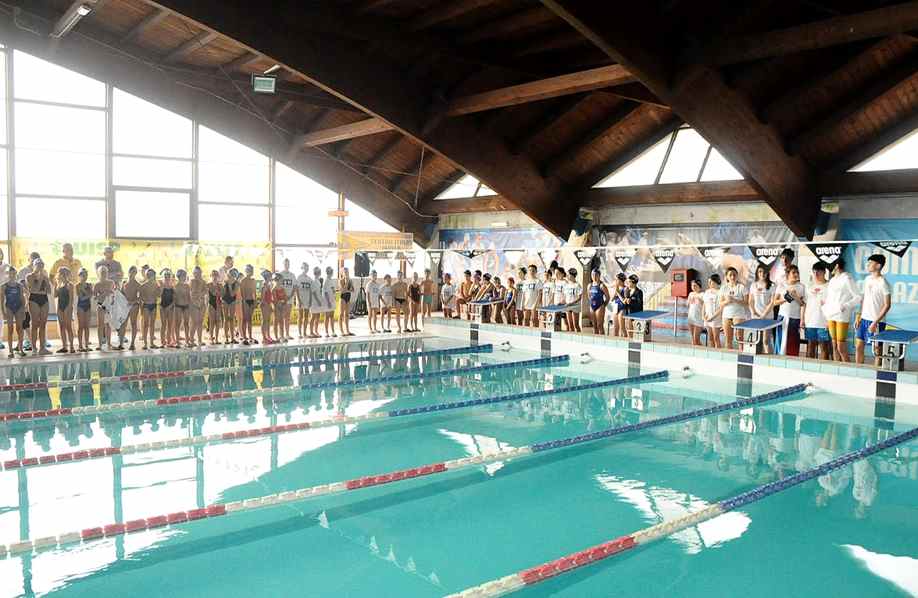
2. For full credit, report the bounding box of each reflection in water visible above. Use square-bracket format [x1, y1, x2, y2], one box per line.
[843, 544, 918, 596]
[597, 475, 751, 554]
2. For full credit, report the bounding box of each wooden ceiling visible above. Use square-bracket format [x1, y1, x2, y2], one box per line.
[8, 0, 918, 241]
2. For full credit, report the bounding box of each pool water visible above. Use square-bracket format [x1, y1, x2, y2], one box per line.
[0, 337, 916, 597]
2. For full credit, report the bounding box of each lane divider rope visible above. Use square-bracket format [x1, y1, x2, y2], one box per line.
[1, 370, 669, 471]
[0, 355, 568, 425]
[0, 344, 493, 393]
[0, 382, 804, 556]
[444, 423, 918, 598]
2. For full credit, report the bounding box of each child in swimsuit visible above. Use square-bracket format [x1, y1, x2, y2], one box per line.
[122, 266, 142, 350]
[338, 267, 354, 337]
[273, 272, 288, 343]
[587, 269, 610, 336]
[240, 265, 257, 345]
[207, 270, 222, 345]
[1, 267, 26, 357]
[380, 274, 394, 333]
[27, 258, 53, 356]
[92, 265, 116, 351]
[407, 272, 421, 332]
[322, 266, 337, 338]
[160, 270, 176, 348]
[260, 270, 274, 344]
[174, 269, 192, 348]
[76, 268, 92, 352]
[308, 266, 324, 338]
[392, 271, 408, 334]
[222, 269, 239, 344]
[190, 266, 207, 348]
[139, 268, 161, 349]
[54, 266, 75, 353]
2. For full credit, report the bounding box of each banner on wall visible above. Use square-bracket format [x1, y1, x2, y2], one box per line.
[748, 245, 784, 266]
[438, 227, 562, 282]
[701, 245, 731, 269]
[810, 242, 845, 266]
[872, 240, 912, 258]
[338, 231, 413, 253]
[610, 247, 635, 272]
[650, 247, 676, 273]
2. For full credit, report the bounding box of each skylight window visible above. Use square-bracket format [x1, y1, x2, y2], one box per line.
[435, 173, 497, 199]
[594, 126, 743, 188]
[850, 127, 918, 172]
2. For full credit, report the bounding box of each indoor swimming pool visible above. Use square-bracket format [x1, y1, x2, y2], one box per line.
[0, 337, 916, 597]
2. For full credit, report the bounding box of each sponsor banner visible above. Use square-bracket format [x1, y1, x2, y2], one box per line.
[438, 227, 562, 283]
[611, 247, 635, 272]
[809, 242, 845, 266]
[701, 245, 731, 269]
[872, 240, 912, 258]
[337, 231, 413, 252]
[651, 247, 676, 273]
[749, 245, 784, 267]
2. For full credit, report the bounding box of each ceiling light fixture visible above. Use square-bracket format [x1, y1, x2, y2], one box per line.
[51, 2, 92, 38]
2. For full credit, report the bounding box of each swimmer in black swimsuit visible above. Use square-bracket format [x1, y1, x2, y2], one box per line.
[76, 269, 92, 351]
[139, 268, 161, 349]
[221, 269, 239, 344]
[1, 266, 26, 356]
[27, 258, 52, 356]
[54, 267, 75, 353]
[160, 270, 176, 348]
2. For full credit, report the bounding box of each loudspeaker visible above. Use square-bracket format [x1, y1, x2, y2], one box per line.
[354, 252, 370, 277]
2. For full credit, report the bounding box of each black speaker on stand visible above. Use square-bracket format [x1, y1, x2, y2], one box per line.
[355, 252, 370, 277]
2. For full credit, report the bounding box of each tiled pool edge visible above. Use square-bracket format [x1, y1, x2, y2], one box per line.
[427, 317, 918, 406]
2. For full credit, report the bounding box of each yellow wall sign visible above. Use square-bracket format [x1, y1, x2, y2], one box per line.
[337, 231, 414, 253]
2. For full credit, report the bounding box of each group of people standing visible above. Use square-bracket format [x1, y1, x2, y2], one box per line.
[437, 263, 645, 337]
[685, 249, 891, 364]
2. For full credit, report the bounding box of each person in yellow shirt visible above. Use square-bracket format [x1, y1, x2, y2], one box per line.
[49, 243, 82, 284]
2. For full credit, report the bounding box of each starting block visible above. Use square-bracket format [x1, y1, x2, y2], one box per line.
[871, 329, 918, 372]
[624, 310, 669, 343]
[469, 299, 503, 323]
[733, 319, 783, 355]
[538, 305, 569, 331]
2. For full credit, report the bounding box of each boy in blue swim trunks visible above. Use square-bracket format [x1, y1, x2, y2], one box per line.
[802, 262, 831, 360]
[855, 254, 891, 365]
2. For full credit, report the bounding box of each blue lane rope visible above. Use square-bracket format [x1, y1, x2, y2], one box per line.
[257, 343, 493, 371]
[720, 425, 918, 511]
[530, 384, 808, 453]
[299, 354, 570, 390]
[387, 370, 669, 417]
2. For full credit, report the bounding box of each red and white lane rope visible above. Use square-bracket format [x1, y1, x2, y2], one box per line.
[444, 424, 918, 597]
[0, 354, 564, 425]
[0, 370, 668, 471]
[0, 344, 491, 393]
[0, 382, 801, 557]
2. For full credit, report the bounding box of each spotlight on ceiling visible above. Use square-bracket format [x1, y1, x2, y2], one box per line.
[51, 2, 92, 38]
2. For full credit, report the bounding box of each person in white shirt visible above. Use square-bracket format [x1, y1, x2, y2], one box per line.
[278, 259, 296, 339]
[322, 266, 338, 338]
[380, 274, 394, 333]
[295, 262, 313, 339]
[563, 268, 582, 333]
[855, 254, 892, 365]
[747, 263, 776, 354]
[540, 269, 555, 329]
[719, 267, 748, 349]
[773, 264, 805, 356]
[308, 266, 326, 338]
[521, 264, 542, 328]
[703, 273, 723, 348]
[802, 262, 831, 360]
[366, 270, 382, 332]
[823, 257, 861, 363]
[440, 272, 457, 319]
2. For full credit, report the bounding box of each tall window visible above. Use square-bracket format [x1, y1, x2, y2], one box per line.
[112, 89, 192, 238]
[275, 161, 338, 246]
[198, 126, 269, 241]
[13, 50, 106, 237]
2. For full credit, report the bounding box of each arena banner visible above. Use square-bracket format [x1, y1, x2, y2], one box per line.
[749, 244, 784, 267]
[650, 246, 676, 273]
[809, 242, 845, 267]
[841, 218, 918, 357]
[872, 240, 912, 258]
[610, 247, 635, 272]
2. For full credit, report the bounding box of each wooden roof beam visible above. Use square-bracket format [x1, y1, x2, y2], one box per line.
[219, 51, 261, 72]
[121, 7, 168, 43]
[822, 106, 918, 172]
[361, 135, 404, 174]
[161, 30, 218, 63]
[459, 6, 557, 43]
[788, 50, 918, 155]
[420, 195, 516, 214]
[408, 0, 499, 31]
[289, 64, 634, 147]
[818, 169, 918, 196]
[577, 117, 681, 189]
[542, 101, 641, 179]
[270, 99, 295, 123]
[151, 0, 574, 238]
[542, 1, 818, 237]
[706, 1, 918, 66]
[510, 94, 586, 154]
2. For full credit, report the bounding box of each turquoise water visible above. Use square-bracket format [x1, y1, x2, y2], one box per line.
[0, 338, 916, 597]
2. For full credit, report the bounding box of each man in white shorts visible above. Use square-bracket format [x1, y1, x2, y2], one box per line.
[278, 258, 296, 340]
[295, 262, 312, 339]
[380, 274, 394, 332]
[366, 270, 382, 332]
[521, 264, 542, 327]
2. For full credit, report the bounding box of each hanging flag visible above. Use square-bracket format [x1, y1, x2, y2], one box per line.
[651, 247, 676, 273]
[701, 245, 731, 269]
[872, 240, 912, 258]
[748, 245, 783, 267]
[610, 247, 635, 272]
[809, 242, 845, 266]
